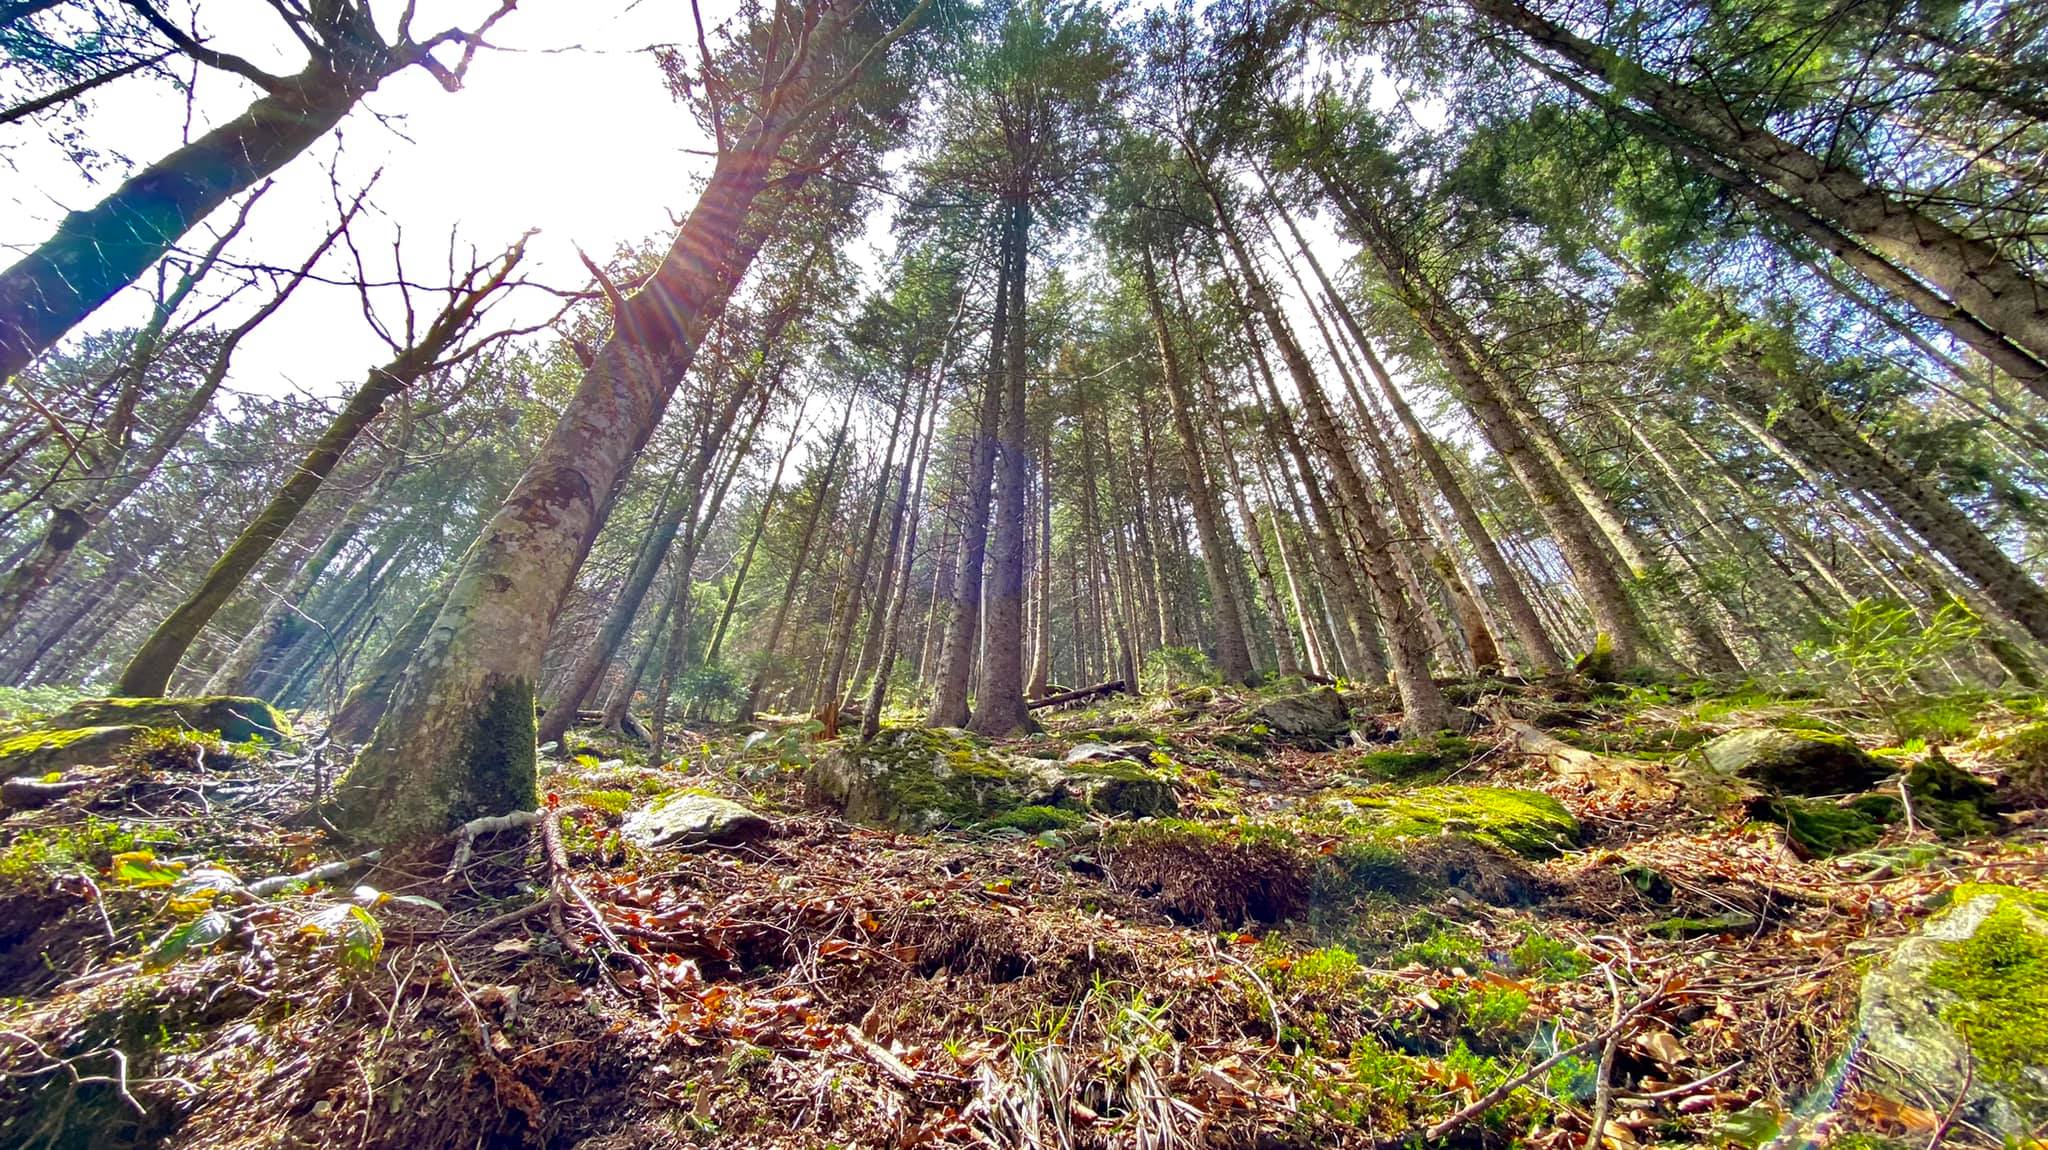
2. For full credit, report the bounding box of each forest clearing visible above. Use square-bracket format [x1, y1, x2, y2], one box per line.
[1, 0, 2045, 1147]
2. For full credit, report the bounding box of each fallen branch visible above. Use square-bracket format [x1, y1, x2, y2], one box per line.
[247, 851, 383, 897]
[1028, 679, 1126, 709]
[845, 1024, 920, 1088]
[0, 776, 94, 808]
[1493, 708, 1672, 799]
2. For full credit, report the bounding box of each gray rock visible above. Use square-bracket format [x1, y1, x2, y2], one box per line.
[622, 792, 773, 850]
[1699, 728, 1887, 795]
[1064, 741, 1151, 764]
[1856, 888, 2048, 1138]
[810, 728, 1176, 831]
[0, 725, 145, 779]
[1251, 688, 1351, 746]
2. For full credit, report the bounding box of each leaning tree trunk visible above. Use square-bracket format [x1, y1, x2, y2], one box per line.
[740, 403, 856, 722]
[1138, 250, 1258, 686]
[535, 361, 768, 746]
[116, 246, 517, 697]
[0, 63, 374, 382]
[814, 372, 913, 737]
[333, 147, 793, 837]
[1475, 0, 2048, 390]
[1201, 180, 1449, 730]
[204, 439, 405, 696]
[1326, 175, 1654, 667]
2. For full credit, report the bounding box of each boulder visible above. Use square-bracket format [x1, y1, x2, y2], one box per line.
[622, 792, 773, 851]
[1698, 728, 1886, 795]
[810, 728, 1177, 832]
[44, 696, 291, 744]
[1856, 886, 2048, 1138]
[0, 726, 147, 779]
[1312, 784, 1581, 859]
[1251, 687, 1350, 747]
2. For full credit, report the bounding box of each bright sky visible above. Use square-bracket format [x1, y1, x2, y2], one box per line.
[1, 0, 753, 404]
[0, 0, 1430, 445]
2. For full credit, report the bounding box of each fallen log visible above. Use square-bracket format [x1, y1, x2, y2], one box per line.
[1492, 706, 1672, 799]
[0, 776, 93, 808]
[1027, 679, 1126, 709]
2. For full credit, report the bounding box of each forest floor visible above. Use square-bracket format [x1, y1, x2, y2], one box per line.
[0, 675, 2044, 1150]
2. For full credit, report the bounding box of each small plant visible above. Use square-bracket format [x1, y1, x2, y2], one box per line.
[1798, 597, 1980, 739]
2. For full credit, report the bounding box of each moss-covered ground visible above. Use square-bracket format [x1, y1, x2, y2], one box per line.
[0, 677, 2040, 1150]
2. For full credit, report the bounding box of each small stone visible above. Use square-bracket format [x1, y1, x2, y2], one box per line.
[622, 792, 773, 851]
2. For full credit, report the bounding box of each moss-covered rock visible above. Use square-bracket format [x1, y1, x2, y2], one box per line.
[810, 728, 1177, 831]
[1250, 687, 1351, 747]
[43, 696, 291, 744]
[1903, 755, 2003, 838]
[1857, 885, 2048, 1138]
[1698, 727, 1887, 795]
[1748, 794, 1899, 857]
[1988, 720, 2048, 806]
[0, 725, 146, 779]
[1310, 785, 1581, 859]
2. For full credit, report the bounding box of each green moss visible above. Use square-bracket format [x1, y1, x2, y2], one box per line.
[574, 789, 635, 816]
[1313, 786, 1580, 858]
[1352, 734, 1477, 780]
[1924, 899, 2048, 1115]
[447, 678, 541, 826]
[119, 727, 234, 771]
[1066, 758, 1155, 782]
[1904, 756, 2001, 838]
[1396, 924, 1483, 969]
[52, 695, 291, 743]
[1752, 794, 1895, 857]
[0, 723, 144, 777]
[985, 805, 1084, 833]
[1510, 930, 1590, 980]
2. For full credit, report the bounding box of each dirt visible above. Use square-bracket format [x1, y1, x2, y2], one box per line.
[0, 678, 2043, 1150]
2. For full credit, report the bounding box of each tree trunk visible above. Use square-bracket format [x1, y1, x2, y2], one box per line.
[705, 403, 807, 671]
[535, 355, 770, 746]
[204, 439, 405, 697]
[928, 218, 1014, 729]
[1324, 174, 1653, 666]
[118, 247, 515, 697]
[970, 200, 1039, 736]
[1477, 0, 2048, 389]
[0, 64, 370, 382]
[741, 403, 856, 722]
[814, 370, 914, 737]
[1137, 250, 1258, 686]
[1199, 181, 1448, 730]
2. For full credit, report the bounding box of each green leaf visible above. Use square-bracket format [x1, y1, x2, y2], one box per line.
[389, 894, 446, 913]
[341, 905, 384, 967]
[112, 849, 185, 888]
[146, 910, 232, 969]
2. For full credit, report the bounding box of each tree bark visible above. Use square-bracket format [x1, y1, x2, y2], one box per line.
[119, 247, 516, 697]
[0, 65, 372, 382]
[1137, 250, 1258, 685]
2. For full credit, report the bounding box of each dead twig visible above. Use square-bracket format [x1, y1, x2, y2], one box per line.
[1425, 976, 1673, 1142]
